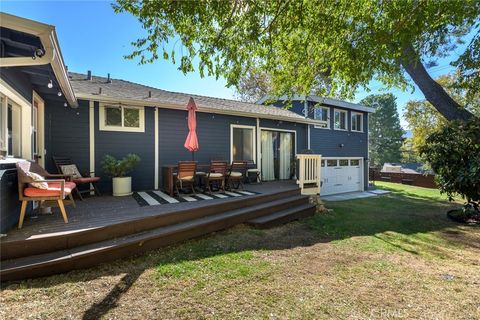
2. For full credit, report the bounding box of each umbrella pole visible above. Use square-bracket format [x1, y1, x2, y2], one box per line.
[192, 151, 195, 161]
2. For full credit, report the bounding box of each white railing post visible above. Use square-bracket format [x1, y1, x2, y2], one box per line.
[296, 154, 322, 195]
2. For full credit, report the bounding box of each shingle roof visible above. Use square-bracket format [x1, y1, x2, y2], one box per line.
[68, 72, 307, 121]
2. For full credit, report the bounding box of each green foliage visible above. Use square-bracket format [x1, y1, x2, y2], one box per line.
[404, 74, 480, 154]
[360, 94, 404, 167]
[419, 118, 480, 210]
[102, 154, 141, 178]
[400, 138, 422, 164]
[113, 0, 480, 107]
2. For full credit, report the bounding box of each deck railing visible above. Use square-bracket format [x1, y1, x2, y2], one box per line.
[296, 154, 322, 195]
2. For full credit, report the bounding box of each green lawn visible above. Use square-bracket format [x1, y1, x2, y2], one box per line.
[1, 182, 479, 319]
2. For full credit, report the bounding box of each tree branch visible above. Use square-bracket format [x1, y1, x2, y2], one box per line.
[401, 44, 474, 121]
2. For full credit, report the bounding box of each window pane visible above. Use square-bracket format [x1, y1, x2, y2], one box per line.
[352, 114, 361, 131]
[233, 128, 254, 161]
[339, 160, 349, 166]
[124, 108, 140, 128]
[7, 101, 21, 157]
[335, 110, 346, 129]
[350, 159, 360, 166]
[315, 107, 329, 121]
[327, 160, 337, 167]
[105, 107, 122, 126]
[322, 108, 329, 121]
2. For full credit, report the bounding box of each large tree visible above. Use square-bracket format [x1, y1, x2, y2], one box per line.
[404, 74, 480, 152]
[114, 0, 479, 121]
[233, 67, 271, 103]
[360, 94, 405, 167]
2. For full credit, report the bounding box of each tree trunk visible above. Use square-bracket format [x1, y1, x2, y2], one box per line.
[401, 45, 474, 122]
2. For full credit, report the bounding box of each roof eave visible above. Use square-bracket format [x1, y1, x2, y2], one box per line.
[257, 94, 374, 113]
[0, 13, 78, 107]
[75, 93, 327, 126]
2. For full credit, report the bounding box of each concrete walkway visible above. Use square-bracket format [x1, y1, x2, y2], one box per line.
[321, 189, 390, 202]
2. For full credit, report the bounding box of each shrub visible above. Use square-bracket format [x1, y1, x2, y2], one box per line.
[102, 154, 141, 178]
[419, 117, 480, 212]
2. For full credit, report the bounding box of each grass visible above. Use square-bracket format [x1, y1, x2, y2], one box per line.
[1, 182, 479, 319]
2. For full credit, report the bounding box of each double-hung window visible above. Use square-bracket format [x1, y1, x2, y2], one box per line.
[100, 104, 145, 132]
[351, 112, 363, 132]
[313, 106, 330, 129]
[334, 109, 347, 131]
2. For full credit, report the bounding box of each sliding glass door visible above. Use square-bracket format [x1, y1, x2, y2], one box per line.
[261, 130, 295, 181]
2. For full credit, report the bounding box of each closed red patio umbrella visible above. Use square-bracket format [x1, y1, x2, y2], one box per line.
[184, 97, 199, 159]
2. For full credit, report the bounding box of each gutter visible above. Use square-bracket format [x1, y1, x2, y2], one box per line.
[75, 93, 329, 127]
[0, 13, 78, 107]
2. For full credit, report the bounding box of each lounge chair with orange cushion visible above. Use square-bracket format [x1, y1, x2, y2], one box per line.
[16, 161, 76, 228]
[52, 156, 101, 200]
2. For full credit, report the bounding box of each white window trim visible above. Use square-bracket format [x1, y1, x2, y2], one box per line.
[351, 111, 363, 132]
[333, 108, 348, 131]
[1, 79, 33, 159]
[99, 103, 145, 133]
[313, 106, 330, 129]
[230, 124, 257, 163]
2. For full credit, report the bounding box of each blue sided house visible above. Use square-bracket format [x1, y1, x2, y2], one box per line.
[0, 12, 376, 280]
[0, 12, 374, 198]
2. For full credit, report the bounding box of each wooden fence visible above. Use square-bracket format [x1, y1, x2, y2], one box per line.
[369, 169, 437, 189]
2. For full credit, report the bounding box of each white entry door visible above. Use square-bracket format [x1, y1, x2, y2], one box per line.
[321, 158, 363, 196]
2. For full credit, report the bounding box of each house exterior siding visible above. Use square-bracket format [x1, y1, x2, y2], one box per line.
[43, 102, 312, 193]
[94, 101, 155, 192]
[158, 108, 257, 184]
[0, 68, 33, 102]
[271, 100, 370, 189]
[259, 118, 308, 152]
[45, 99, 90, 174]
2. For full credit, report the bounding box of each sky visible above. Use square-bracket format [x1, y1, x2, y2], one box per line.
[1, 0, 469, 129]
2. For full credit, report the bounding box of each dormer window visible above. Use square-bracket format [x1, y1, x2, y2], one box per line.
[351, 112, 363, 132]
[334, 109, 347, 131]
[314, 106, 330, 129]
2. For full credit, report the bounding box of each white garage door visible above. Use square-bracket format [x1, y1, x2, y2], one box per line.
[320, 158, 363, 196]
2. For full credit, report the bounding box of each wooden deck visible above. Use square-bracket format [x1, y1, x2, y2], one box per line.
[2, 181, 298, 243]
[0, 181, 316, 281]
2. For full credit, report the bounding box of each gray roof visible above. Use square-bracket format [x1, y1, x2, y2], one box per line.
[68, 72, 308, 122]
[257, 95, 375, 113]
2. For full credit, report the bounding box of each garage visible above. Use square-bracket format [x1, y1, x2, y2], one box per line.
[320, 158, 363, 196]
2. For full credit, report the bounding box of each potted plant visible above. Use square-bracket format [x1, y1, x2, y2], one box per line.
[102, 154, 141, 196]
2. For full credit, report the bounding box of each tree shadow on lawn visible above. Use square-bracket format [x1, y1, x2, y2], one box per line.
[3, 190, 477, 319]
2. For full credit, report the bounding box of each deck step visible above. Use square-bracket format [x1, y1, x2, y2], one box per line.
[1, 194, 310, 281]
[1, 188, 302, 261]
[247, 203, 316, 229]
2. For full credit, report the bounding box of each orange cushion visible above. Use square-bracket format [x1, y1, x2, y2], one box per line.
[24, 181, 76, 198]
[73, 177, 100, 184]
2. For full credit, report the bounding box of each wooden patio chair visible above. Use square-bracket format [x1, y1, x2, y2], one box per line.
[174, 161, 197, 195]
[227, 160, 247, 190]
[246, 160, 261, 184]
[52, 156, 101, 200]
[16, 161, 77, 228]
[203, 160, 228, 193]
